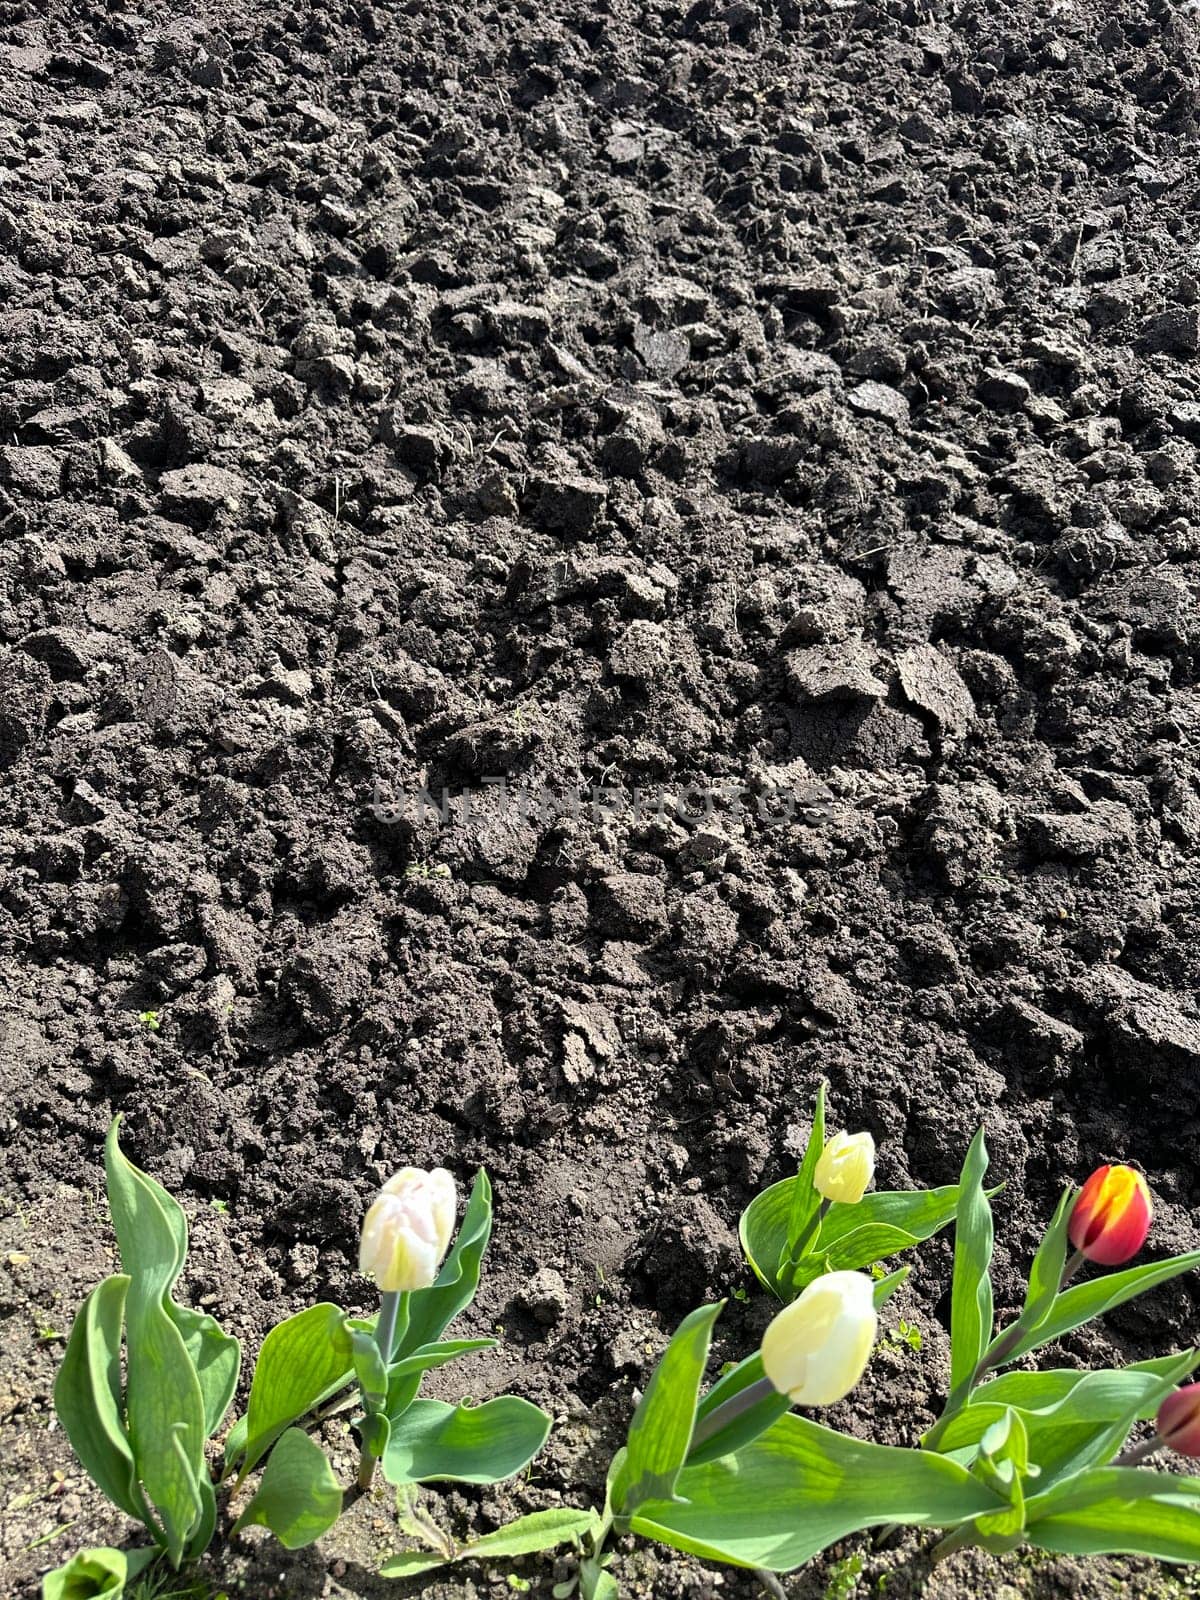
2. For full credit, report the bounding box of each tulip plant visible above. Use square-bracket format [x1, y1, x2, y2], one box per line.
[738, 1085, 962, 1299]
[44, 1122, 550, 1599]
[42, 1104, 1200, 1597]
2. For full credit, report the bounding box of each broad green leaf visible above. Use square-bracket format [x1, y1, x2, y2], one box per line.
[378, 1507, 601, 1577]
[40, 1545, 157, 1600]
[1016, 1188, 1074, 1337]
[816, 1186, 968, 1249]
[394, 1170, 492, 1359]
[1004, 1249, 1200, 1364]
[53, 1276, 146, 1524]
[740, 1181, 804, 1294]
[742, 1179, 961, 1302]
[376, 1551, 448, 1578]
[233, 1428, 342, 1550]
[1026, 1467, 1200, 1560]
[632, 1414, 1005, 1571]
[781, 1083, 826, 1273]
[611, 1302, 722, 1512]
[979, 1408, 1031, 1480]
[971, 1408, 1031, 1533]
[385, 1370, 423, 1428]
[382, 1396, 552, 1486]
[235, 1304, 353, 1478]
[688, 1354, 790, 1467]
[167, 1303, 240, 1440]
[101, 1120, 240, 1441]
[104, 1122, 207, 1564]
[948, 1128, 993, 1399]
[106, 1119, 187, 1288]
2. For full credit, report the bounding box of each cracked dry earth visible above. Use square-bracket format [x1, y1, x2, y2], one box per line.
[3, 0, 1200, 1597]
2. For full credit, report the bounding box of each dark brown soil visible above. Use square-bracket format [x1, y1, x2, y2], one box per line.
[4, 0, 1200, 1596]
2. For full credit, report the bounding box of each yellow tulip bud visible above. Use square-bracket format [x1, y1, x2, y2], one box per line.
[814, 1130, 875, 1205]
[760, 1270, 878, 1406]
[359, 1167, 457, 1293]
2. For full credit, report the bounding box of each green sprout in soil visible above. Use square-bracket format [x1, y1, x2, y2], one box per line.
[823, 1552, 864, 1600]
[886, 1319, 923, 1354]
[137, 1010, 161, 1031]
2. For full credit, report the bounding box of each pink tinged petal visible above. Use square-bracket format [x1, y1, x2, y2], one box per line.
[1159, 1385, 1200, 1456]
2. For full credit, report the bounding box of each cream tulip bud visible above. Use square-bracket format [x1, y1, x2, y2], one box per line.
[359, 1167, 457, 1293]
[760, 1270, 878, 1406]
[814, 1130, 876, 1205]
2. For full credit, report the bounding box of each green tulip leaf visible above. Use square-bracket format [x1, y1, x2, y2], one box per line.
[167, 1302, 240, 1440]
[966, 1353, 1198, 1416]
[815, 1187, 967, 1248]
[41, 1545, 157, 1600]
[742, 1178, 962, 1302]
[103, 1122, 207, 1564]
[947, 1128, 994, 1405]
[873, 1265, 910, 1308]
[185, 1473, 218, 1563]
[393, 1171, 492, 1359]
[1001, 1249, 1200, 1365]
[1025, 1466, 1200, 1561]
[780, 1083, 826, 1276]
[632, 1413, 1005, 1571]
[611, 1302, 723, 1513]
[448, 1504, 599, 1558]
[382, 1396, 552, 1487]
[53, 1276, 146, 1525]
[1017, 1187, 1075, 1338]
[375, 1551, 449, 1579]
[383, 1339, 497, 1426]
[347, 1322, 389, 1410]
[935, 1351, 1200, 1491]
[390, 1337, 497, 1383]
[233, 1304, 353, 1479]
[100, 1122, 239, 1443]
[379, 1507, 601, 1577]
[233, 1427, 342, 1550]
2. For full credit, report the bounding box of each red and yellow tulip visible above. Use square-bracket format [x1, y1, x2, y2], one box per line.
[1068, 1164, 1153, 1266]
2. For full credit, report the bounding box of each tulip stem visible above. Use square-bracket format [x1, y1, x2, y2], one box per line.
[1059, 1248, 1086, 1288]
[376, 1289, 403, 1361]
[1116, 1435, 1163, 1467]
[753, 1569, 787, 1597]
[930, 1523, 975, 1564]
[688, 1377, 777, 1454]
[355, 1291, 403, 1491]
